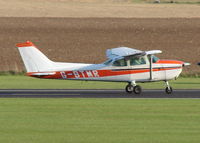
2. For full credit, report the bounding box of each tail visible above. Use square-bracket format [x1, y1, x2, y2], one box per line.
[17, 41, 54, 72]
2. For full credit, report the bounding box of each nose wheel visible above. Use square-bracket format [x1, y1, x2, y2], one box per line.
[125, 82, 142, 94]
[165, 86, 173, 94]
[165, 81, 173, 94]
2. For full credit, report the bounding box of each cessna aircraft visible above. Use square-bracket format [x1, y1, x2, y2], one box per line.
[17, 41, 190, 94]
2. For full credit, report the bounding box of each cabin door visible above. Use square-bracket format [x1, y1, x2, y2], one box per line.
[129, 56, 150, 81]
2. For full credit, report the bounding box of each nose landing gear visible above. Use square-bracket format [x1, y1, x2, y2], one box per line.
[165, 81, 173, 94]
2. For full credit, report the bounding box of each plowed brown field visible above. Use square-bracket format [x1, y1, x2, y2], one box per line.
[1, 1, 200, 18]
[0, 18, 200, 74]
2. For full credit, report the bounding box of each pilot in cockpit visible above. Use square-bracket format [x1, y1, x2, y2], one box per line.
[130, 56, 146, 65]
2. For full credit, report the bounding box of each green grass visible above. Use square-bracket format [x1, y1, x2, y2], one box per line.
[0, 75, 199, 89]
[0, 99, 200, 143]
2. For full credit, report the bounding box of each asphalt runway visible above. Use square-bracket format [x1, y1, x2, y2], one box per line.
[0, 89, 200, 98]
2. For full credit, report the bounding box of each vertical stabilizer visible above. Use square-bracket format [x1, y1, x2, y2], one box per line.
[17, 41, 54, 72]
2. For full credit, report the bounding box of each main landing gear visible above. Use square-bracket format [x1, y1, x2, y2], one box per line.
[125, 82, 142, 94]
[125, 81, 173, 94]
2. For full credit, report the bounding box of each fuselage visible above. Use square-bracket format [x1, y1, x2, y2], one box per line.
[27, 58, 184, 83]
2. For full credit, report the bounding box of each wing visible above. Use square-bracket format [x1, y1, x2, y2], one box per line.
[145, 50, 162, 55]
[106, 47, 162, 60]
[106, 47, 144, 59]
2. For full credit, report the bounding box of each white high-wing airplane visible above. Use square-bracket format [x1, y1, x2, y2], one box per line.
[17, 41, 190, 94]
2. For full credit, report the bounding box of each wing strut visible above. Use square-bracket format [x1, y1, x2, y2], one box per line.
[149, 55, 153, 80]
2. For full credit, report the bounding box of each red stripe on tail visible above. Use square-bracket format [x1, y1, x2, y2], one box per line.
[16, 41, 35, 47]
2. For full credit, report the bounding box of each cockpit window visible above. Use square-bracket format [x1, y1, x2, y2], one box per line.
[113, 59, 127, 66]
[130, 56, 146, 66]
[148, 55, 159, 63]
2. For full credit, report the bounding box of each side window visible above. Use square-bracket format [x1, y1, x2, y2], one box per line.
[113, 59, 127, 66]
[152, 55, 159, 63]
[130, 56, 146, 66]
[148, 55, 159, 63]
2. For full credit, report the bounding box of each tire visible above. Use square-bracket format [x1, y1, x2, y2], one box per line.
[133, 85, 142, 94]
[125, 84, 134, 93]
[165, 86, 173, 94]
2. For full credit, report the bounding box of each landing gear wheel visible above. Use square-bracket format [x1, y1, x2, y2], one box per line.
[133, 85, 142, 94]
[165, 86, 173, 94]
[125, 84, 134, 93]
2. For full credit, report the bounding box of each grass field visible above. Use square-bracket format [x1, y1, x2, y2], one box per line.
[0, 75, 199, 89]
[0, 76, 199, 143]
[0, 99, 200, 143]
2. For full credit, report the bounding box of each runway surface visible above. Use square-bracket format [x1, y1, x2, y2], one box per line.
[0, 89, 200, 98]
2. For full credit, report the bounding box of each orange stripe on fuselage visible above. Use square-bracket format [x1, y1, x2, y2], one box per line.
[27, 67, 182, 79]
[156, 60, 184, 65]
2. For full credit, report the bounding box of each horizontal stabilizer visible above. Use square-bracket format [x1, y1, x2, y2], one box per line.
[30, 72, 56, 76]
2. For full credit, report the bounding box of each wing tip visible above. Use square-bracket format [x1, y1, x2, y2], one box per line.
[16, 41, 35, 47]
